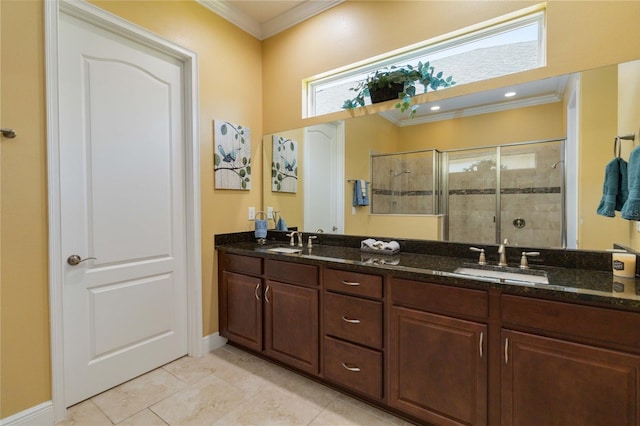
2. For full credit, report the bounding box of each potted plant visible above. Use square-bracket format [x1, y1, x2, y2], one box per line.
[342, 61, 456, 118]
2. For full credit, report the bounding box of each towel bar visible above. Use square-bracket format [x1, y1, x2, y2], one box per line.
[613, 133, 636, 158]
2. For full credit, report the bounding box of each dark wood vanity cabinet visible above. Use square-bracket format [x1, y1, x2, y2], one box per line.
[221, 270, 263, 352]
[219, 253, 263, 352]
[501, 329, 640, 426]
[322, 269, 384, 400]
[388, 278, 489, 426]
[219, 253, 320, 375]
[220, 250, 640, 426]
[264, 278, 319, 374]
[500, 295, 640, 426]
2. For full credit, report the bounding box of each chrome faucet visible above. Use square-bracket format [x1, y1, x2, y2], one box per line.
[498, 239, 509, 267]
[286, 231, 303, 247]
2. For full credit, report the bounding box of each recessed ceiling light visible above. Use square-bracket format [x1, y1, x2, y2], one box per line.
[430, 106, 441, 111]
[504, 91, 517, 98]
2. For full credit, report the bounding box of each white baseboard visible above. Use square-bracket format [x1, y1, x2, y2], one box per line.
[202, 332, 227, 354]
[0, 401, 54, 426]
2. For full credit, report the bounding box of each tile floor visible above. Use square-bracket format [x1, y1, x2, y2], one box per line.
[56, 344, 413, 425]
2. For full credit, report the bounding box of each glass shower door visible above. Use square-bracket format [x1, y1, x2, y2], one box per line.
[444, 148, 498, 244]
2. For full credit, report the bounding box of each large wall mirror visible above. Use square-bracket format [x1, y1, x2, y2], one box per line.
[263, 59, 640, 251]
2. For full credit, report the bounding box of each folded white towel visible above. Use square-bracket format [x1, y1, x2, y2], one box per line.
[361, 239, 400, 252]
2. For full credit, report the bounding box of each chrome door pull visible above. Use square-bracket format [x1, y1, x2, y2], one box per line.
[505, 337, 509, 364]
[341, 362, 361, 372]
[341, 280, 360, 286]
[67, 255, 96, 265]
[254, 283, 260, 301]
[265, 285, 271, 303]
[341, 316, 361, 324]
[479, 332, 484, 358]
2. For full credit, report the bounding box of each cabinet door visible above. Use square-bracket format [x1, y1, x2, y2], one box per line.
[264, 280, 319, 374]
[222, 271, 262, 352]
[502, 330, 640, 426]
[389, 306, 487, 426]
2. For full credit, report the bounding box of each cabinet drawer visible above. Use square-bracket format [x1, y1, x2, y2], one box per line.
[323, 336, 383, 400]
[324, 292, 383, 349]
[324, 269, 383, 299]
[391, 277, 488, 319]
[222, 253, 262, 276]
[266, 259, 318, 287]
[502, 295, 640, 353]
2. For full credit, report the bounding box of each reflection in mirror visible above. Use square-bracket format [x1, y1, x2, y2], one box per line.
[371, 150, 438, 215]
[264, 59, 640, 251]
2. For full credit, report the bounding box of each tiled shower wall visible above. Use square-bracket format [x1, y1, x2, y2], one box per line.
[370, 140, 564, 248]
[448, 141, 563, 248]
[371, 150, 436, 214]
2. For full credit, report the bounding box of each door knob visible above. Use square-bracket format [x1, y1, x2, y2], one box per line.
[67, 255, 96, 266]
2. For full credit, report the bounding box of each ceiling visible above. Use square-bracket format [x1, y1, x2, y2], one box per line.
[196, 0, 344, 40]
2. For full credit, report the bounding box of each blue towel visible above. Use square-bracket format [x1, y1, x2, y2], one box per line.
[276, 217, 288, 231]
[597, 158, 624, 217]
[254, 219, 267, 239]
[617, 158, 629, 210]
[622, 147, 640, 220]
[353, 180, 369, 207]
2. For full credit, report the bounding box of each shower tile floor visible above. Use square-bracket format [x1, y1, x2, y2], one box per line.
[55, 344, 412, 425]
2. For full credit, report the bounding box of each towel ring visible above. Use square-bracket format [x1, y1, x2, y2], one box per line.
[255, 211, 267, 220]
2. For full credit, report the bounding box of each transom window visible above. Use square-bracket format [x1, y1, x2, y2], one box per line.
[305, 7, 546, 117]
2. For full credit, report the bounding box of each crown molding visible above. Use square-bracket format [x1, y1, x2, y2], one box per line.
[196, 0, 344, 40]
[261, 1, 343, 39]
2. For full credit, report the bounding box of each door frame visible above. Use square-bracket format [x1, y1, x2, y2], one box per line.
[44, 0, 202, 420]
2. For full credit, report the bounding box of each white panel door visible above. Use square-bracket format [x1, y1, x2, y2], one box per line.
[59, 12, 188, 406]
[304, 123, 344, 234]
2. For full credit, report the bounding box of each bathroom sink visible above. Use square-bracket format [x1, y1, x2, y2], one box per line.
[453, 266, 549, 285]
[266, 246, 303, 254]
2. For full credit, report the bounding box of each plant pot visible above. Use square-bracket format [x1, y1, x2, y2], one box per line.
[368, 82, 404, 104]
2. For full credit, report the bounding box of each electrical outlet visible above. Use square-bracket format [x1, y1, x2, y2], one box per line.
[248, 207, 255, 220]
[636, 221, 640, 233]
[267, 207, 273, 219]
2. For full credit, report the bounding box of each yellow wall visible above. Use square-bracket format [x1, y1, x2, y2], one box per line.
[263, 1, 640, 134]
[620, 60, 640, 250]
[4, 0, 640, 420]
[400, 102, 564, 152]
[0, 0, 262, 418]
[578, 66, 628, 250]
[344, 114, 399, 235]
[1, 0, 51, 415]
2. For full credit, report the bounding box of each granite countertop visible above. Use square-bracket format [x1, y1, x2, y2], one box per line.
[216, 239, 640, 312]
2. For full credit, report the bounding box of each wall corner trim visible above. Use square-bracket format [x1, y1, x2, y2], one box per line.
[202, 333, 228, 354]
